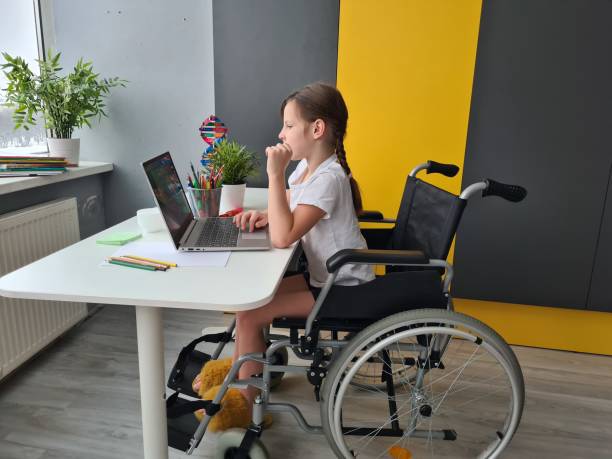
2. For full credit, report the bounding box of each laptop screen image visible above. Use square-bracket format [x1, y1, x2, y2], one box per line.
[142, 152, 194, 248]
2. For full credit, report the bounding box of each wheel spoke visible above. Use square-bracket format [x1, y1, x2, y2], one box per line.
[433, 341, 482, 412]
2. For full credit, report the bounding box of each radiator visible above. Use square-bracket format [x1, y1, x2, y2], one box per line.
[0, 198, 88, 381]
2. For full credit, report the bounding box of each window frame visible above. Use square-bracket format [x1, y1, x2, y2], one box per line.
[0, 0, 51, 154]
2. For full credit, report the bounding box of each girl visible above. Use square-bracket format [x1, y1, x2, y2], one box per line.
[193, 82, 375, 431]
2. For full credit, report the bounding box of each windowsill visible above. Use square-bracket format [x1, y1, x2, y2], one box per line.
[0, 161, 113, 195]
[0, 146, 49, 155]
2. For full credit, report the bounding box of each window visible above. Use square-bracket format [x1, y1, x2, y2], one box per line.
[0, 0, 47, 154]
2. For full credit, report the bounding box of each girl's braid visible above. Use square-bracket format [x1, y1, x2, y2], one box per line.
[335, 135, 352, 178]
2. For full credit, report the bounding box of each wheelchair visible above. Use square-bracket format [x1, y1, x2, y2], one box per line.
[165, 160, 528, 459]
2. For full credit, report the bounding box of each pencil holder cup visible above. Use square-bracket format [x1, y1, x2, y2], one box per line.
[185, 187, 222, 219]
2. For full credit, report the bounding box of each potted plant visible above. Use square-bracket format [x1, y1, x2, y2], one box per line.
[1, 50, 126, 165]
[208, 139, 259, 210]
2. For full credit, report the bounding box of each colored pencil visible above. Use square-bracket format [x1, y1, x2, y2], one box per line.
[108, 259, 157, 271]
[122, 255, 177, 267]
[190, 162, 199, 187]
[110, 256, 168, 270]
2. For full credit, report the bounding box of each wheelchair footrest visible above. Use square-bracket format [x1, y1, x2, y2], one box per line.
[166, 395, 202, 452]
[167, 348, 211, 398]
[166, 392, 222, 452]
[168, 330, 234, 396]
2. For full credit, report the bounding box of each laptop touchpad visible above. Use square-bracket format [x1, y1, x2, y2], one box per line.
[241, 230, 267, 240]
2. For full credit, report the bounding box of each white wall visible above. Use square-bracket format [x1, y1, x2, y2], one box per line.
[44, 0, 215, 224]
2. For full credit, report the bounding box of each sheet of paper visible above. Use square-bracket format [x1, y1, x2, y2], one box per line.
[105, 241, 231, 267]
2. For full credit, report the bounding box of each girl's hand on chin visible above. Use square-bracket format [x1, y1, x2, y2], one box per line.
[265, 143, 292, 177]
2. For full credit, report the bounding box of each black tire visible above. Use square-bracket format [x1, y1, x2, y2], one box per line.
[215, 428, 269, 459]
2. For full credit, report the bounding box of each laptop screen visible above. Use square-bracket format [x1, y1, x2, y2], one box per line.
[142, 152, 194, 248]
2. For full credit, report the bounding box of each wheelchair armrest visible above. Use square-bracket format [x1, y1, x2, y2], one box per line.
[358, 210, 396, 224]
[361, 228, 393, 250]
[326, 248, 429, 273]
[358, 210, 383, 219]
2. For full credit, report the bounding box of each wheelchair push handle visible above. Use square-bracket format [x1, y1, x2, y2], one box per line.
[483, 179, 527, 202]
[410, 160, 460, 178]
[460, 179, 527, 201]
[426, 160, 460, 177]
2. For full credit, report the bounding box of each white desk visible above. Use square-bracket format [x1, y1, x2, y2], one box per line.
[0, 188, 297, 459]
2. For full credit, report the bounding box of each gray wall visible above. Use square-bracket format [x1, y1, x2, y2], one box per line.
[212, 0, 340, 186]
[452, 0, 612, 310]
[0, 175, 108, 240]
[587, 169, 612, 312]
[47, 0, 215, 226]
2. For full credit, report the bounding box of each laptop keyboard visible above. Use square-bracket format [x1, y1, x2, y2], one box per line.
[195, 218, 240, 247]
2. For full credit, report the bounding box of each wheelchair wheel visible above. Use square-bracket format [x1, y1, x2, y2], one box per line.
[319, 332, 416, 391]
[350, 346, 417, 390]
[320, 309, 524, 459]
[216, 428, 269, 459]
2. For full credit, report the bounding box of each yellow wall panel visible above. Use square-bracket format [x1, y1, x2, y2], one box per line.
[455, 299, 612, 355]
[337, 0, 483, 218]
[338, 1, 612, 355]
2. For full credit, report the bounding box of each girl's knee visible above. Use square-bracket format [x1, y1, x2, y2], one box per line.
[235, 311, 246, 323]
[238, 310, 269, 332]
[236, 310, 253, 325]
[236, 310, 258, 329]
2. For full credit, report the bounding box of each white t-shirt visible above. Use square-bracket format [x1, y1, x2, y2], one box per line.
[288, 154, 375, 288]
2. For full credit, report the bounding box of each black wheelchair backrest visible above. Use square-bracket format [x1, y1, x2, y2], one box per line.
[391, 175, 466, 260]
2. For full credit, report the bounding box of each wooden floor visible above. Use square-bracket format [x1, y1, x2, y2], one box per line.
[1, 305, 612, 458]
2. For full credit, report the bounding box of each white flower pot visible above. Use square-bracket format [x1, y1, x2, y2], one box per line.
[47, 138, 80, 166]
[220, 183, 246, 213]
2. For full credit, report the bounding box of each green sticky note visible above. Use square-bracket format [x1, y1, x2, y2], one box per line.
[96, 231, 142, 245]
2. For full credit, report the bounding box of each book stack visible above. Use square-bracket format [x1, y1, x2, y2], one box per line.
[0, 156, 69, 177]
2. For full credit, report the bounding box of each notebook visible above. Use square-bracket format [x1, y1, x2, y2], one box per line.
[96, 231, 142, 246]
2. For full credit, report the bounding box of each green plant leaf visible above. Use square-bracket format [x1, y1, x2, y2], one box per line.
[1, 50, 126, 135]
[208, 139, 259, 185]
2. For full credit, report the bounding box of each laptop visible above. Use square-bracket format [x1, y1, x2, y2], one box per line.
[142, 152, 270, 251]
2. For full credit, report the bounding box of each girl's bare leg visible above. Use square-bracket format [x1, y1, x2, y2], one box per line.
[232, 274, 309, 361]
[234, 274, 315, 404]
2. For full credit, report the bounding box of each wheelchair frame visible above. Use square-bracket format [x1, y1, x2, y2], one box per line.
[169, 161, 527, 458]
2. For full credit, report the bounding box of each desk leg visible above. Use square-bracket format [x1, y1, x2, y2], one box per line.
[135, 306, 168, 459]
